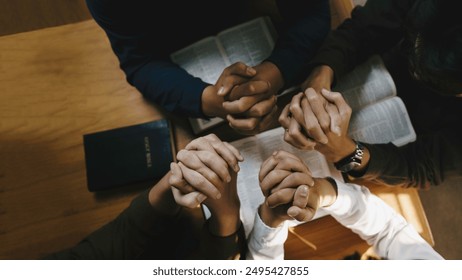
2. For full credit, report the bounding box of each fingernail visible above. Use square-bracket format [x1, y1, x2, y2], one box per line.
[234, 164, 240, 172]
[215, 192, 222, 199]
[218, 86, 225, 95]
[196, 194, 207, 203]
[226, 175, 231, 183]
[247, 67, 256, 75]
[272, 151, 278, 156]
[321, 88, 330, 95]
[300, 186, 308, 196]
[288, 208, 300, 217]
[321, 137, 328, 144]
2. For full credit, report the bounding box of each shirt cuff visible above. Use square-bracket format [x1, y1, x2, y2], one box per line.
[246, 211, 289, 260]
[322, 179, 360, 216]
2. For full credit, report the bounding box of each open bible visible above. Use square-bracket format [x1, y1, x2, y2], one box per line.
[230, 127, 342, 237]
[225, 55, 416, 237]
[170, 16, 277, 134]
[335, 55, 416, 146]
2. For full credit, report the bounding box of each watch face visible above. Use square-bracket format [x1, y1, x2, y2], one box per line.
[339, 161, 361, 173]
[334, 141, 364, 173]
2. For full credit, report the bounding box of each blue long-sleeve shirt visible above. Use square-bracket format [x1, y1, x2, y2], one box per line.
[86, 0, 330, 117]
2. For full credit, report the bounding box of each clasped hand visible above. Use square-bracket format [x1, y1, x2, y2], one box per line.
[203, 61, 283, 135]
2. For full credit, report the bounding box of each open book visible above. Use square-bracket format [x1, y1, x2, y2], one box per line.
[334, 55, 416, 146]
[220, 55, 416, 237]
[230, 127, 342, 237]
[170, 17, 277, 134]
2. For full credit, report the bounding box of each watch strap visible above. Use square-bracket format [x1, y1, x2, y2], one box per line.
[334, 141, 364, 173]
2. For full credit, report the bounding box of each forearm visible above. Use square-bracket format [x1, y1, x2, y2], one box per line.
[129, 62, 208, 117]
[351, 131, 458, 188]
[46, 190, 180, 259]
[198, 220, 247, 260]
[246, 211, 289, 260]
[309, 0, 409, 81]
[323, 180, 442, 259]
[45, 174, 181, 260]
[268, 0, 331, 87]
[247, 177, 337, 260]
[86, 0, 208, 117]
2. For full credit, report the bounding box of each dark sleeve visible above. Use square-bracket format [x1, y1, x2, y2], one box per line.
[85, 0, 207, 118]
[309, 0, 413, 81]
[44, 190, 181, 259]
[350, 130, 462, 189]
[195, 221, 247, 260]
[267, 0, 331, 87]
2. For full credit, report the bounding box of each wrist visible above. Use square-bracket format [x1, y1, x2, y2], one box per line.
[207, 212, 241, 237]
[302, 65, 334, 92]
[313, 177, 338, 208]
[331, 138, 357, 163]
[201, 85, 225, 118]
[258, 203, 286, 228]
[254, 61, 284, 93]
[148, 173, 181, 216]
[333, 140, 370, 173]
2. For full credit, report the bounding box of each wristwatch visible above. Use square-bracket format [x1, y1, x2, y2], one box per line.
[334, 141, 365, 173]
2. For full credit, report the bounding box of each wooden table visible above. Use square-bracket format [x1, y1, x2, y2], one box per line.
[0, 19, 192, 259]
[0, 16, 433, 260]
[285, 183, 434, 259]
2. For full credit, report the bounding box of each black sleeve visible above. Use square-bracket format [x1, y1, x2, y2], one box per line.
[44, 190, 183, 259]
[309, 0, 414, 81]
[267, 0, 331, 87]
[85, 0, 207, 117]
[351, 130, 462, 189]
[195, 220, 247, 260]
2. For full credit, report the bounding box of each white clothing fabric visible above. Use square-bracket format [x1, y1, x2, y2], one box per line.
[246, 180, 443, 260]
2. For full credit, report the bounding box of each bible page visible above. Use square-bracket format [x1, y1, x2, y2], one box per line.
[170, 37, 230, 84]
[217, 17, 276, 67]
[170, 37, 228, 133]
[348, 96, 416, 147]
[229, 127, 340, 237]
[334, 55, 397, 111]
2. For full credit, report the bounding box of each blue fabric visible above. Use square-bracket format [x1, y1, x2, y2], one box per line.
[86, 0, 330, 117]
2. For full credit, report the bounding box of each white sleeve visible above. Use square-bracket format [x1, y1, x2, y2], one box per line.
[323, 180, 443, 260]
[245, 208, 289, 260]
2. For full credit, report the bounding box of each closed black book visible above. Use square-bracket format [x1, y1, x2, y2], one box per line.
[83, 119, 175, 192]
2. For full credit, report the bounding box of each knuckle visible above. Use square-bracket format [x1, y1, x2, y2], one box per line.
[287, 128, 297, 137]
[331, 91, 342, 99]
[305, 121, 316, 131]
[251, 105, 265, 117]
[278, 113, 286, 124]
[298, 212, 309, 222]
[248, 84, 255, 93]
[243, 118, 258, 130]
[307, 93, 318, 102]
[271, 95, 277, 105]
[235, 61, 245, 68]
[272, 191, 283, 201]
[237, 101, 249, 112]
[283, 132, 292, 143]
[345, 107, 352, 115]
[222, 76, 234, 85]
[176, 149, 188, 160]
[169, 176, 182, 186]
[320, 119, 330, 130]
[208, 171, 220, 184]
